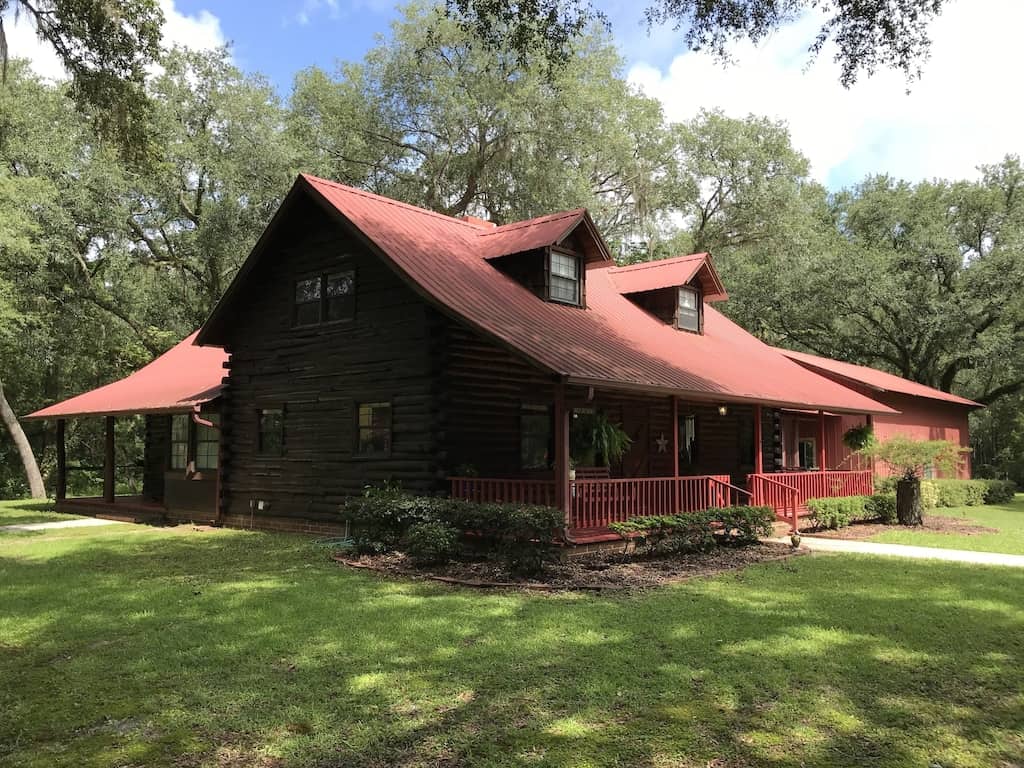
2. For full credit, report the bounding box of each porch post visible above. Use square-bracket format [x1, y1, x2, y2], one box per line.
[103, 415, 115, 503]
[817, 409, 827, 471]
[55, 419, 67, 502]
[754, 404, 764, 475]
[553, 382, 571, 527]
[671, 395, 679, 512]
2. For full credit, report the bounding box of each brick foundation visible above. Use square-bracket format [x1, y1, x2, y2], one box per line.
[216, 513, 350, 537]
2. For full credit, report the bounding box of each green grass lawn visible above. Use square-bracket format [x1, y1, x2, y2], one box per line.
[1, 499, 1022, 768]
[0, 499, 82, 527]
[868, 494, 1024, 555]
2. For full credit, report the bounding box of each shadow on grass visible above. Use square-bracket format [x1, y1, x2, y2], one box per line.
[1, 526, 1022, 767]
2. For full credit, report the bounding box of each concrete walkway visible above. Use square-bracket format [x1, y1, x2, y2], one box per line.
[0, 518, 123, 533]
[773, 536, 1024, 567]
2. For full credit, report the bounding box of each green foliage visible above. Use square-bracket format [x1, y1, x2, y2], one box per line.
[862, 436, 966, 481]
[842, 424, 875, 452]
[570, 410, 632, 467]
[1, 0, 164, 157]
[920, 480, 938, 511]
[982, 479, 1016, 504]
[403, 521, 460, 565]
[930, 479, 987, 508]
[806, 496, 871, 530]
[609, 506, 774, 555]
[866, 493, 898, 525]
[338, 485, 561, 575]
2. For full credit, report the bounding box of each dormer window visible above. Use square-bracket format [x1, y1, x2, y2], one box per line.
[548, 249, 582, 306]
[677, 286, 701, 332]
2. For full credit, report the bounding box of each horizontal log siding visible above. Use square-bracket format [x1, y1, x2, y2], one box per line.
[219, 203, 439, 521]
[142, 415, 170, 503]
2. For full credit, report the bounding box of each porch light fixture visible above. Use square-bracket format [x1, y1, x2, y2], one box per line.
[717, 405, 729, 416]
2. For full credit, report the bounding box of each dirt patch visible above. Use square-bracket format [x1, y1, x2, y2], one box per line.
[806, 514, 999, 540]
[335, 542, 802, 592]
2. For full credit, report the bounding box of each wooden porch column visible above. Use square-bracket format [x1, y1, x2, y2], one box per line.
[671, 395, 679, 512]
[103, 415, 115, 503]
[817, 409, 827, 471]
[754, 404, 764, 474]
[553, 382, 571, 527]
[55, 419, 67, 502]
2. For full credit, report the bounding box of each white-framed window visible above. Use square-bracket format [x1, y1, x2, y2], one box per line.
[549, 250, 581, 305]
[677, 286, 701, 332]
[196, 414, 220, 470]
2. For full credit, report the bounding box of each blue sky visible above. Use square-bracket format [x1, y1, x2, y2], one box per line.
[8, 0, 1023, 190]
[175, 0, 676, 92]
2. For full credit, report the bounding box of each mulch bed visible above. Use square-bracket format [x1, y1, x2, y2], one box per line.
[805, 514, 999, 540]
[334, 541, 802, 592]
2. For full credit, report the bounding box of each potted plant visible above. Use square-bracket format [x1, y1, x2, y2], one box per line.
[571, 411, 632, 469]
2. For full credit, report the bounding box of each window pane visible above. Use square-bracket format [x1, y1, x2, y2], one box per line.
[295, 300, 321, 327]
[679, 415, 697, 465]
[550, 275, 579, 304]
[171, 414, 189, 442]
[325, 270, 355, 321]
[520, 405, 551, 469]
[295, 277, 321, 303]
[551, 252, 578, 278]
[259, 408, 284, 455]
[171, 443, 188, 470]
[196, 443, 218, 470]
[357, 402, 392, 455]
[679, 287, 697, 309]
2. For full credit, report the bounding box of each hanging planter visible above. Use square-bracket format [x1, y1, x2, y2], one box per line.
[842, 424, 875, 452]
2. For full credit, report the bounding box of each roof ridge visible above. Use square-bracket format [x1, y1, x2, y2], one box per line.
[301, 174, 483, 231]
[611, 253, 708, 273]
[477, 208, 585, 237]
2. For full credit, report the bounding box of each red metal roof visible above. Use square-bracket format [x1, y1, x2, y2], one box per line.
[25, 332, 227, 420]
[610, 253, 728, 301]
[778, 349, 982, 408]
[201, 174, 889, 415]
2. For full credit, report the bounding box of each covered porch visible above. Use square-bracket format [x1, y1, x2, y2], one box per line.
[447, 380, 876, 539]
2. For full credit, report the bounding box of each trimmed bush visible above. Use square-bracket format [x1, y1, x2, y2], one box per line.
[339, 487, 562, 575]
[982, 479, 1016, 504]
[930, 479, 986, 507]
[865, 493, 898, 525]
[403, 521, 460, 565]
[806, 496, 870, 530]
[609, 506, 774, 555]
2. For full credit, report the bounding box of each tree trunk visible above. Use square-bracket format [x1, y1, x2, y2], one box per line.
[896, 478, 923, 526]
[0, 374, 46, 499]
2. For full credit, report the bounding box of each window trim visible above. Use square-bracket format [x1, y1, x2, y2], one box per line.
[546, 247, 584, 307]
[256, 405, 285, 457]
[292, 265, 356, 328]
[676, 285, 702, 333]
[354, 401, 393, 458]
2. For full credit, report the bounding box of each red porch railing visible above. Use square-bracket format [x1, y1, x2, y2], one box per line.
[449, 474, 738, 531]
[748, 470, 874, 531]
[448, 477, 557, 506]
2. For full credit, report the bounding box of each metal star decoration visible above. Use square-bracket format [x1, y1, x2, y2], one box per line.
[655, 432, 668, 453]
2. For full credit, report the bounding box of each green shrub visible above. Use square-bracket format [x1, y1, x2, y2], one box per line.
[865, 493, 897, 524]
[919, 480, 938, 511]
[716, 505, 776, 544]
[403, 521, 460, 565]
[806, 496, 870, 530]
[930, 479, 987, 507]
[982, 479, 1016, 504]
[609, 506, 774, 554]
[874, 476, 897, 494]
[339, 487, 561, 575]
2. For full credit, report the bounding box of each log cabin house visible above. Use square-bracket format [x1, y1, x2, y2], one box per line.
[26, 174, 982, 541]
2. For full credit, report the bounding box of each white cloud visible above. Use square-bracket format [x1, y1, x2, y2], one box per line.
[628, 0, 1024, 188]
[1, 0, 225, 81]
